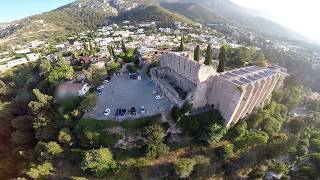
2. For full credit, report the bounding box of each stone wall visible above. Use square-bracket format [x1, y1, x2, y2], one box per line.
[153, 52, 287, 128]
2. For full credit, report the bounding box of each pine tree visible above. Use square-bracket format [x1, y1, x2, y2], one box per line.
[204, 44, 212, 65]
[179, 35, 185, 51]
[217, 45, 227, 72]
[194, 45, 200, 62]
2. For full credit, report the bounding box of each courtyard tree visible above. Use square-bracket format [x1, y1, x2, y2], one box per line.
[81, 147, 117, 177]
[194, 45, 200, 62]
[217, 45, 227, 72]
[204, 44, 212, 65]
[179, 35, 185, 51]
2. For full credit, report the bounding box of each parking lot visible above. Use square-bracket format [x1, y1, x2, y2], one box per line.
[83, 71, 173, 120]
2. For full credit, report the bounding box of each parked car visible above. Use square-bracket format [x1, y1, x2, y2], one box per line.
[129, 73, 140, 79]
[104, 108, 110, 116]
[96, 89, 102, 95]
[120, 109, 126, 116]
[130, 107, 137, 115]
[155, 95, 164, 100]
[115, 108, 121, 116]
[152, 90, 157, 95]
[97, 85, 104, 90]
[140, 106, 145, 114]
[103, 80, 109, 84]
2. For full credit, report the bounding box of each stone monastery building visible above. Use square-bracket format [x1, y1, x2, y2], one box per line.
[151, 52, 287, 127]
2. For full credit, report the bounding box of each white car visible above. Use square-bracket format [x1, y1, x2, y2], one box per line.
[103, 80, 109, 83]
[97, 85, 104, 90]
[152, 90, 157, 95]
[104, 108, 111, 116]
[155, 95, 164, 100]
[140, 106, 145, 114]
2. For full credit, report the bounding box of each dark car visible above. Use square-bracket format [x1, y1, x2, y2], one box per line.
[115, 108, 121, 116]
[130, 107, 136, 115]
[120, 109, 126, 116]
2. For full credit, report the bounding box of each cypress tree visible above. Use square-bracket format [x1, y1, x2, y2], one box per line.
[121, 40, 127, 54]
[194, 45, 200, 62]
[179, 35, 185, 51]
[217, 45, 227, 72]
[204, 44, 212, 65]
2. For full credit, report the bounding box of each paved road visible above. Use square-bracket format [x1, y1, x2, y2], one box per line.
[83, 71, 173, 120]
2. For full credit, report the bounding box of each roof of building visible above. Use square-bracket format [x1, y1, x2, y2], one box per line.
[56, 82, 88, 93]
[218, 66, 281, 86]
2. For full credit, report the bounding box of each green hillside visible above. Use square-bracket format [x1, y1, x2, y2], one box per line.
[112, 5, 194, 26]
[160, 2, 227, 24]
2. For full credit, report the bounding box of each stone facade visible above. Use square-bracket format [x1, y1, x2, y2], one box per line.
[151, 52, 287, 127]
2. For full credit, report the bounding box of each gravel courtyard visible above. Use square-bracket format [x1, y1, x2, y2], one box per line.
[83, 72, 173, 120]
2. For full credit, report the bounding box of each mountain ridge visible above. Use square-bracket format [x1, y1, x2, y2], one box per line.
[0, 0, 309, 46]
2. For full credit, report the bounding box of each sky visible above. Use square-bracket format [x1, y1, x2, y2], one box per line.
[0, 0, 75, 23]
[230, 0, 320, 43]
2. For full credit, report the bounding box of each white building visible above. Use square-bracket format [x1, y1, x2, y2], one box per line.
[55, 82, 90, 100]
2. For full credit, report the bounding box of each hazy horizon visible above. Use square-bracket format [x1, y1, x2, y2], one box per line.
[230, 0, 320, 44]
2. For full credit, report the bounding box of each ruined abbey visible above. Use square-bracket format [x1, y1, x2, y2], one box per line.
[150, 52, 287, 127]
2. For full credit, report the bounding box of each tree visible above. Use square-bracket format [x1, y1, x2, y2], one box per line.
[217, 45, 227, 72]
[27, 162, 54, 179]
[127, 65, 137, 73]
[10, 130, 34, 145]
[35, 141, 63, 161]
[288, 118, 305, 134]
[121, 40, 127, 54]
[111, 45, 117, 61]
[215, 141, 234, 160]
[272, 162, 289, 174]
[173, 158, 196, 178]
[245, 131, 269, 147]
[179, 35, 185, 51]
[46, 55, 74, 87]
[79, 93, 97, 112]
[204, 44, 212, 65]
[28, 89, 58, 140]
[133, 48, 140, 66]
[200, 123, 226, 145]
[144, 124, 169, 159]
[194, 45, 200, 62]
[11, 115, 33, 131]
[58, 128, 73, 146]
[81, 147, 117, 177]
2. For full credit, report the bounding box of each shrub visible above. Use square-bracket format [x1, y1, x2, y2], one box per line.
[81, 147, 117, 177]
[58, 128, 73, 146]
[127, 65, 137, 73]
[173, 158, 196, 178]
[271, 162, 289, 174]
[215, 141, 234, 161]
[310, 139, 320, 152]
[27, 162, 54, 179]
